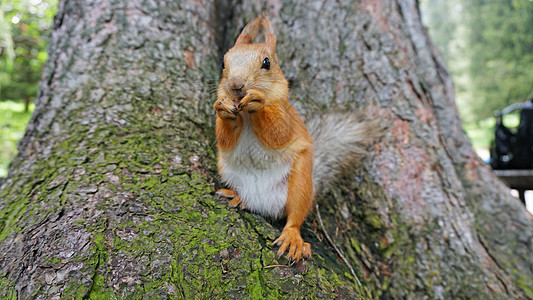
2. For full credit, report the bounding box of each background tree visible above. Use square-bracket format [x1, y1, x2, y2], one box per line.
[464, 0, 533, 120]
[0, 0, 532, 299]
[0, 0, 57, 110]
[0, 0, 57, 177]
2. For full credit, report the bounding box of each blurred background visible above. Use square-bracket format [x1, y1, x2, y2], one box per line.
[0, 0, 532, 204]
[0, 0, 57, 177]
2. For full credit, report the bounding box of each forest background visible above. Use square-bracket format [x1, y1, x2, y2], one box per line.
[1, 0, 532, 174]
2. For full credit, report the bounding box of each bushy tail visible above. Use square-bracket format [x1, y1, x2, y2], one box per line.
[306, 113, 383, 194]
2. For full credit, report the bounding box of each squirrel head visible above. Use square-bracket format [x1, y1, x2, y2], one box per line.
[218, 15, 289, 103]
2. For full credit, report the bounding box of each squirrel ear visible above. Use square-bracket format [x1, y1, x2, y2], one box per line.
[235, 17, 262, 46]
[261, 14, 276, 52]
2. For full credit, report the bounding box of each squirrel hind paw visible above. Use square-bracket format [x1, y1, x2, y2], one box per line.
[228, 196, 247, 210]
[215, 188, 237, 199]
[216, 189, 247, 209]
[273, 230, 312, 262]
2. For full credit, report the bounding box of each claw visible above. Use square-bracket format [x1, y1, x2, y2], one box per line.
[273, 228, 311, 263]
[289, 258, 295, 266]
[214, 98, 240, 119]
[288, 244, 297, 259]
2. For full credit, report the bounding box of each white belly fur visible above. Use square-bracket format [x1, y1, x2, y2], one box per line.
[219, 113, 293, 219]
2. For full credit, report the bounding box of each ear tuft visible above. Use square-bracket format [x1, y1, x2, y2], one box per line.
[235, 17, 261, 46]
[234, 14, 277, 52]
[260, 14, 276, 51]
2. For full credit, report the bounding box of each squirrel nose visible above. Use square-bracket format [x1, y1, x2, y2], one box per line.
[228, 77, 245, 91]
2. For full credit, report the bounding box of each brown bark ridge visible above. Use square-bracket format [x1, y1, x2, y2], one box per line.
[0, 0, 531, 299]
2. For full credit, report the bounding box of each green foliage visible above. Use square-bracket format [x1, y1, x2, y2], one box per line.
[0, 100, 34, 177]
[0, 0, 57, 103]
[463, 0, 533, 121]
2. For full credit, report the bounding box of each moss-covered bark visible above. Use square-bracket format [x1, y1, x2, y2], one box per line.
[0, 0, 532, 299]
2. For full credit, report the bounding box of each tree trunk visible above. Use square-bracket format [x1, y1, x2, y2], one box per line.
[24, 97, 31, 113]
[1, 0, 532, 299]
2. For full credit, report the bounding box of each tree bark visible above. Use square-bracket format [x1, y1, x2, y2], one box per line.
[1, 0, 532, 299]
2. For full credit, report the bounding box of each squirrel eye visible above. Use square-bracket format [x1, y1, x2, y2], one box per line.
[221, 59, 225, 70]
[261, 57, 270, 70]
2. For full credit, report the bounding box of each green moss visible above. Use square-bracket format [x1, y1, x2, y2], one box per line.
[42, 257, 62, 265]
[517, 278, 533, 299]
[0, 277, 17, 300]
[0, 196, 28, 241]
[350, 237, 361, 255]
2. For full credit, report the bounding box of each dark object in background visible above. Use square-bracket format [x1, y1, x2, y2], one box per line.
[490, 120, 516, 169]
[490, 99, 533, 170]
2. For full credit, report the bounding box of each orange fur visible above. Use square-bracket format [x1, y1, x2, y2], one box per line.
[251, 103, 293, 149]
[215, 117, 242, 152]
[214, 15, 315, 262]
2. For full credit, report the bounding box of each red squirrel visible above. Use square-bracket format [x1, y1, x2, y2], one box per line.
[214, 15, 378, 262]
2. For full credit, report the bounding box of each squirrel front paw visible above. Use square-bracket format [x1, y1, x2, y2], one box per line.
[214, 97, 239, 119]
[273, 227, 311, 262]
[237, 89, 265, 113]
